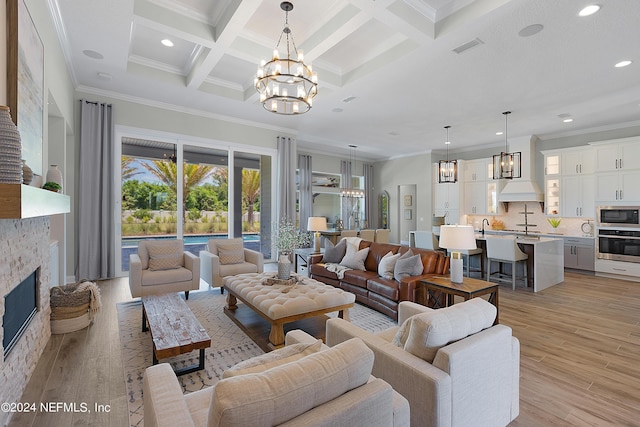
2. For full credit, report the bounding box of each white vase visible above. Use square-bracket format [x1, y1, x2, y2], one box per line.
[46, 164, 63, 191]
[278, 254, 292, 280]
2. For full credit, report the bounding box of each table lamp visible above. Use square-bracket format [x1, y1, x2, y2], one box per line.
[307, 217, 328, 253]
[438, 225, 477, 284]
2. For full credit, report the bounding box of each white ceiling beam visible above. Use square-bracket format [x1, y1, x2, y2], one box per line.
[185, 0, 261, 89]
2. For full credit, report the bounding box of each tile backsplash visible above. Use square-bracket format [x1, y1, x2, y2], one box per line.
[467, 202, 595, 236]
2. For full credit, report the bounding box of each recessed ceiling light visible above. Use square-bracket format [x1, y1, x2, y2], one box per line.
[563, 118, 573, 123]
[615, 60, 632, 68]
[518, 24, 544, 37]
[496, 131, 503, 136]
[83, 49, 104, 59]
[578, 5, 601, 17]
[161, 39, 174, 47]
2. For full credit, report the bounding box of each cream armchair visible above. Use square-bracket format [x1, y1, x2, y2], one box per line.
[143, 330, 410, 427]
[327, 299, 520, 427]
[129, 239, 200, 299]
[200, 238, 264, 293]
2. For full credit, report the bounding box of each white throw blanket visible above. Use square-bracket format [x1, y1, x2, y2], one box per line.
[324, 263, 352, 280]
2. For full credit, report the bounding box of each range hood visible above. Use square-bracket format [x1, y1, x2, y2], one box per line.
[498, 136, 544, 203]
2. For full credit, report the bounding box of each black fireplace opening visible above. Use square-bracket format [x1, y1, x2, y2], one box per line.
[3, 269, 39, 359]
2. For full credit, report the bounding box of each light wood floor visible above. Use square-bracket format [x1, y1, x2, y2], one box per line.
[9, 271, 640, 426]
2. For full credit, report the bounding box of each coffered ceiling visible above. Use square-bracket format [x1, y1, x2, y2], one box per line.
[51, 0, 640, 160]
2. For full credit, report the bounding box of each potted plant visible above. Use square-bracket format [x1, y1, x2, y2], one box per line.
[547, 217, 561, 233]
[274, 218, 312, 279]
[42, 181, 62, 193]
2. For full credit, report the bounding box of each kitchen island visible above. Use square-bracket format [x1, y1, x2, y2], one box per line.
[475, 234, 564, 292]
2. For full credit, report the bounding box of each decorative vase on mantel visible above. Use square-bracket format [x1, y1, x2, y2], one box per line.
[46, 164, 63, 191]
[0, 105, 23, 184]
[22, 160, 33, 185]
[278, 254, 292, 280]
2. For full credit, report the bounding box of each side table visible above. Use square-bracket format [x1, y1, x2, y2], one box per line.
[418, 276, 499, 324]
[294, 248, 321, 277]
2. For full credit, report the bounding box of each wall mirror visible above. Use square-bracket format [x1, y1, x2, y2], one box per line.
[379, 190, 389, 229]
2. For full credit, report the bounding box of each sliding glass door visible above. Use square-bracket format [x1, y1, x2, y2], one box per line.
[116, 131, 275, 276]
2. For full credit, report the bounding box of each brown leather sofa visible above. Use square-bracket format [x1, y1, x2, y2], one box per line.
[309, 240, 450, 320]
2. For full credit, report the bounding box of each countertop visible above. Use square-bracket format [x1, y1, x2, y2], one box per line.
[478, 229, 595, 239]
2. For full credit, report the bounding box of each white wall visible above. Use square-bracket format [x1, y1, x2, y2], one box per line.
[374, 153, 433, 244]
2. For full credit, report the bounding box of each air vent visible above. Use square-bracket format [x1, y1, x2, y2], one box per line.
[342, 96, 357, 103]
[452, 38, 484, 54]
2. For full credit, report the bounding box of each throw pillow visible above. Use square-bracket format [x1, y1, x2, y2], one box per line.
[393, 254, 423, 281]
[378, 251, 402, 280]
[322, 238, 347, 263]
[147, 241, 182, 271]
[392, 298, 497, 363]
[217, 239, 245, 265]
[340, 247, 370, 270]
[210, 338, 374, 427]
[223, 340, 323, 378]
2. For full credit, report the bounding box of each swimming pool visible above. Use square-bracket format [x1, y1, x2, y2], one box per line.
[122, 233, 260, 247]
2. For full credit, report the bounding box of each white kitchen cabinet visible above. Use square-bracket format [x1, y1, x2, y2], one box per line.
[562, 175, 595, 217]
[595, 170, 640, 202]
[542, 151, 561, 216]
[562, 148, 594, 175]
[434, 181, 459, 211]
[463, 159, 488, 182]
[464, 181, 486, 215]
[434, 209, 460, 224]
[462, 159, 499, 215]
[594, 138, 640, 172]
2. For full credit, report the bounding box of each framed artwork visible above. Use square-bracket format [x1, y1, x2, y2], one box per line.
[404, 209, 412, 220]
[7, 0, 45, 176]
[404, 195, 412, 206]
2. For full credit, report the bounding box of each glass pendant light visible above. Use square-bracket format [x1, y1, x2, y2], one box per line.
[493, 111, 521, 179]
[438, 125, 457, 183]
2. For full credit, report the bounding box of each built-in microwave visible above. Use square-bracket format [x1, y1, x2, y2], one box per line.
[597, 206, 640, 228]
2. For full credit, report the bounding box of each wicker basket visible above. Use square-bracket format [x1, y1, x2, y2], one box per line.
[50, 281, 93, 334]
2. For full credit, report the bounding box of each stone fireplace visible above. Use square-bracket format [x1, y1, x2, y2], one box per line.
[0, 218, 52, 425]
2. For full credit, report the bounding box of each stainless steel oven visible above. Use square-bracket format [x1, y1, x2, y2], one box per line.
[597, 206, 640, 227]
[597, 228, 640, 263]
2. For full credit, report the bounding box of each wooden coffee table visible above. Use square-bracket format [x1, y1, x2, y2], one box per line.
[141, 293, 211, 376]
[223, 273, 355, 350]
[418, 276, 499, 324]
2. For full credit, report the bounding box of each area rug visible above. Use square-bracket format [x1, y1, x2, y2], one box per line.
[117, 289, 397, 427]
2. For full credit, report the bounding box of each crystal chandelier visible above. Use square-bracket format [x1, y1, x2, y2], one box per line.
[255, 2, 318, 115]
[341, 145, 364, 198]
[493, 111, 521, 179]
[438, 125, 457, 183]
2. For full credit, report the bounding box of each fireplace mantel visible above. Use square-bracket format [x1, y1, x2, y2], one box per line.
[0, 184, 70, 219]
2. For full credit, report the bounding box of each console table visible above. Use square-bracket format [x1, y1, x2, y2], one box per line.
[418, 276, 499, 324]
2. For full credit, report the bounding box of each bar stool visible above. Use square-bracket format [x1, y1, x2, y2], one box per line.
[485, 237, 528, 290]
[446, 247, 484, 278]
[414, 231, 440, 250]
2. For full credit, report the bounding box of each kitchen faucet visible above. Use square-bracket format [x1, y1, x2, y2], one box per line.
[482, 218, 490, 235]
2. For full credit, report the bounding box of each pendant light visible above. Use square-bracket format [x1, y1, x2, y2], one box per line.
[438, 126, 457, 183]
[493, 111, 521, 179]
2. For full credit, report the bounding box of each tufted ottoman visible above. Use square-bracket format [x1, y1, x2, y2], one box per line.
[223, 272, 355, 349]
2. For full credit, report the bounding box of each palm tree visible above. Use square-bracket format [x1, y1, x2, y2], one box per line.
[142, 160, 213, 216]
[242, 169, 261, 226]
[121, 156, 140, 180]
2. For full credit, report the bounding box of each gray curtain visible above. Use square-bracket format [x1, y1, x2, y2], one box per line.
[277, 136, 296, 223]
[340, 159, 352, 228]
[363, 162, 374, 228]
[298, 154, 313, 232]
[77, 100, 115, 280]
